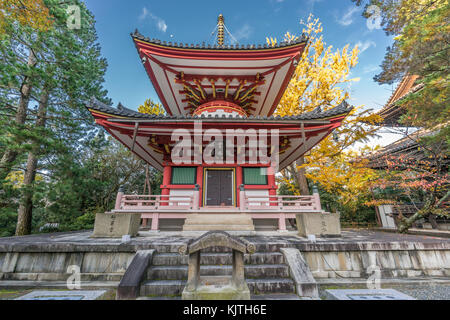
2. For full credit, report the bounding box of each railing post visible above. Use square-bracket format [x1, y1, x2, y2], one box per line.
[151, 213, 159, 231]
[192, 184, 200, 211]
[278, 213, 286, 232]
[312, 185, 322, 211]
[239, 184, 246, 212]
[115, 187, 124, 210]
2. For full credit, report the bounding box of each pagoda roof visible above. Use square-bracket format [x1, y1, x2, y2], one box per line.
[86, 98, 353, 171]
[131, 30, 307, 118]
[87, 98, 352, 122]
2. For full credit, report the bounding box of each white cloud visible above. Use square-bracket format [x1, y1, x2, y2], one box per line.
[336, 6, 361, 26]
[233, 24, 253, 41]
[356, 40, 376, 53]
[139, 7, 149, 21]
[363, 64, 380, 74]
[139, 7, 167, 33]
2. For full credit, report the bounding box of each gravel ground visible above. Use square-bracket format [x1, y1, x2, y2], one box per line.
[391, 283, 450, 300]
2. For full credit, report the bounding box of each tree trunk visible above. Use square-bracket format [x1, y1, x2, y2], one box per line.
[0, 51, 36, 181]
[397, 191, 450, 233]
[15, 90, 48, 236]
[428, 214, 439, 229]
[397, 211, 423, 233]
[296, 157, 310, 195]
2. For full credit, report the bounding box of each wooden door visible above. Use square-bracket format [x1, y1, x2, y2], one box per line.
[206, 170, 233, 206]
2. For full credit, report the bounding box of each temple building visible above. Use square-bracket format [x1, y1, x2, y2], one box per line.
[367, 74, 448, 230]
[87, 15, 353, 233]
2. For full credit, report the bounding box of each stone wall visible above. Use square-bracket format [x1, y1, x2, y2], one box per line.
[303, 249, 450, 279]
[0, 251, 135, 282]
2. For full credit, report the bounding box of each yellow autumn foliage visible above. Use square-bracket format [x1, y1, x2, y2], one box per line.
[268, 15, 381, 211]
[5, 170, 43, 189]
[0, 0, 53, 34]
[138, 98, 166, 116]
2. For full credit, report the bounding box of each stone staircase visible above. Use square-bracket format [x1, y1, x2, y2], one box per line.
[139, 245, 297, 299]
[182, 214, 255, 231]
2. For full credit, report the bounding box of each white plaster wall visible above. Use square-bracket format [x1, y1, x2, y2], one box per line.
[169, 189, 194, 206]
[245, 189, 269, 206]
[199, 109, 243, 118]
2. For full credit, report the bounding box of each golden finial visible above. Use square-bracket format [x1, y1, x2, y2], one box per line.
[217, 14, 225, 46]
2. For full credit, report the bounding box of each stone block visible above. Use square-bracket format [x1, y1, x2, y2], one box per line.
[182, 284, 250, 300]
[1, 253, 18, 273]
[117, 250, 154, 300]
[325, 289, 415, 300]
[92, 212, 141, 238]
[296, 212, 341, 237]
[349, 252, 362, 271]
[280, 248, 319, 298]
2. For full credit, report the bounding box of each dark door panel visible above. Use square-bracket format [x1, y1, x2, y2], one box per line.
[205, 170, 233, 206]
[206, 170, 221, 206]
[220, 170, 233, 206]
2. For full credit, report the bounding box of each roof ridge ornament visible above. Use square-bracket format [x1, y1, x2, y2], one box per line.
[217, 14, 225, 47]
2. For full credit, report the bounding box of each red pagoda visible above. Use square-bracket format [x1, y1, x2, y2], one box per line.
[87, 15, 353, 232]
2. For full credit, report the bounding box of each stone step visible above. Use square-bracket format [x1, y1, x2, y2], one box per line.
[138, 294, 301, 300]
[140, 280, 186, 297]
[184, 214, 254, 224]
[140, 278, 296, 296]
[183, 224, 255, 231]
[183, 214, 255, 231]
[147, 264, 290, 280]
[146, 243, 291, 253]
[247, 278, 296, 295]
[152, 252, 286, 266]
[251, 294, 301, 300]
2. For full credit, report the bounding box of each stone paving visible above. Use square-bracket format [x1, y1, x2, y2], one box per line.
[0, 229, 449, 249]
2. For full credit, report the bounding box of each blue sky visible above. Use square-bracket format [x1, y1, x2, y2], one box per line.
[84, 0, 401, 146]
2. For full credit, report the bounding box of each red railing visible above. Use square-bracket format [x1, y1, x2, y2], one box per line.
[243, 194, 322, 211]
[112, 190, 323, 231]
[114, 190, 321, 213]
[117, 194, 195, 211]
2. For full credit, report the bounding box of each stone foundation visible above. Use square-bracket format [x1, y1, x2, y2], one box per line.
[0, 230, 449, 296]
[303, 249, 450, 278]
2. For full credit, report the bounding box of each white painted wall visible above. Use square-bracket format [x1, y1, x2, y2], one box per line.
[169, 189, 194, 206]
[245, 189, 269, 206]
[199, 108, 243, 118]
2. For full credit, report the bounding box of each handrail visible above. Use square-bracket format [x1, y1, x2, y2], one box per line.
[244, 194, 320, 211]
[114, 190, 322, 213]
[118, 194, 194, 210]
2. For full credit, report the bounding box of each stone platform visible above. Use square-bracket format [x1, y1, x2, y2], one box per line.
[0, 229, 449, 299]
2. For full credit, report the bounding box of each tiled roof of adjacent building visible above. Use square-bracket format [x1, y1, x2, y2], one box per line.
[376, 75, 423, 127]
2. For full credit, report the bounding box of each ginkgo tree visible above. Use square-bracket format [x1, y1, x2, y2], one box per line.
[268, 15, 381, 214]
[138, 98, 166, 116]
[0, 0, 53, 33]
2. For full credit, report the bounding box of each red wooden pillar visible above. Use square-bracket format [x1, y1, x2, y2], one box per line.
[236, 166, 243, 207]
[267, 166, 277, 206]
[161, 165, 171, 206]
[196, 166, 203, 208]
